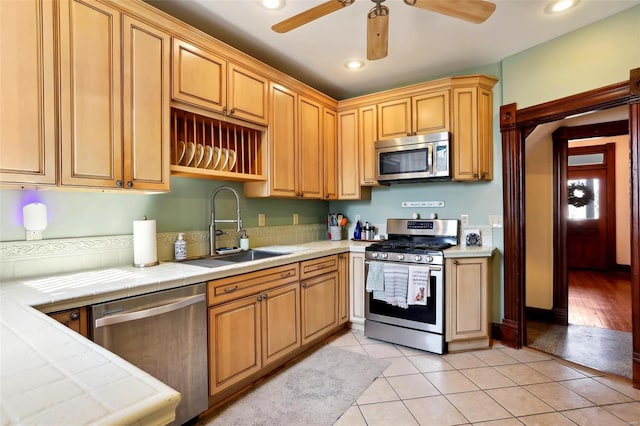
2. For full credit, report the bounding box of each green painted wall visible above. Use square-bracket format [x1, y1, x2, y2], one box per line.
[0, 177, 328, 241]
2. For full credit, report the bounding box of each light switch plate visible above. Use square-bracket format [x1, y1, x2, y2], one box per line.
[489, 215, 503, 228]
[258, 213, 266, 227]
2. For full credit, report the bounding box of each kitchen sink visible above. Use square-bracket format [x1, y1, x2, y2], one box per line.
[178, 249, 286, 268]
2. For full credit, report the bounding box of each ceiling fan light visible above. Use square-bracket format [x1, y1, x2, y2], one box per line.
[345, 60, 365, 70]
[546, 0, 579, 14]
[262, 0, 284, 10]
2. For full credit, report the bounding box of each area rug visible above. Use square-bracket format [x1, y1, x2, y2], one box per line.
[527, 321, 632, 379]
[201, 345, 389, 426]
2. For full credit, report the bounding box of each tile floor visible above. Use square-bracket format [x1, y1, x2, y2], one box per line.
[329, 329, 640, 425]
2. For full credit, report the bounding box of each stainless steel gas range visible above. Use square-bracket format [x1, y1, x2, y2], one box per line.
[364, 219, 459, 354]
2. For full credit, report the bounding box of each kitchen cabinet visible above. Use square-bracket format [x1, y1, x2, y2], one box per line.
[359, 105, 378, 186]
[323, 108, 338, 200]
[59, 0, 170, 190]
[349, 252, 366, 330]
[377, 90, 450, 140]
[452, 85, 493, 181]
[337, 109, 371, 200]
[300, 256, 339, 344]
[207, 264, 300, 395]
[338, 253, 350, 325]
[48, 307, 88, 337]
[245, 84, 325, 199]
[172, 38, 269, 126]
[445, 256, 492, 351]
[0, 0, 57, 186]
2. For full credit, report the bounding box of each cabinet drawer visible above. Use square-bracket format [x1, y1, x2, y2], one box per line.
[299, 255, 338, 280]
[207, 263, 299, 306]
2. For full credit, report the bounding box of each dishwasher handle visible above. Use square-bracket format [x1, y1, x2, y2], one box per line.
[94, 293, 205, 328]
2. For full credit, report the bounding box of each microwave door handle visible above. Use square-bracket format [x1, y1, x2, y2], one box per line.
[428, 143, 434, 175]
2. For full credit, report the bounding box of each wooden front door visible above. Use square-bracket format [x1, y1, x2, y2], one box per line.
[567, 144, 616, 270]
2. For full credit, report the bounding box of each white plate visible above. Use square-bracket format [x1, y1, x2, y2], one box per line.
[194, 144, 205, 167]
[202, 146, 213, 169]
[226, 149, 237, 171]
[208, 147, 221, 170]
[176, 141, 186, 165]
[217, 148, 229, 171]
[182, 142, 195, 166]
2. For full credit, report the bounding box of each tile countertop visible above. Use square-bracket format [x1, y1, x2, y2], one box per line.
[0, 239, 494, 425]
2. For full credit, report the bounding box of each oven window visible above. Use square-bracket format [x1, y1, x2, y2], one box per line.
[379, 149, 428, 175]
[368, 278, 437, 324]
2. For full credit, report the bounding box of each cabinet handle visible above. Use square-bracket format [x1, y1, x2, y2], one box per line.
[301, 283, 307, 289]
[453, 260, 458, 265]
[229, 108, 236, 115]
[116, 180, 123, 187]
[262, 293, 268, 299]
[223, 285, 238, 293]
[257, 295, 263, 301]
[126, 181, 133, 188]
[222, 106, 228, 114]
[280, 271, 292, 278]
[70, 311, 80, 321]
[316, 264, 328, 270]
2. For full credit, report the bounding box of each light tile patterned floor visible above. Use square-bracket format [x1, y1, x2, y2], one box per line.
[329, 329, 640, 425]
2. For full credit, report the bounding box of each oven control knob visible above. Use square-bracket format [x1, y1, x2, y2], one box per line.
[381, 253, 388, 259]
[371, 252, 378, 258]
[414, 255, 422, 262]
[397, 254, 404, 260]
[426, 255, 434, 263]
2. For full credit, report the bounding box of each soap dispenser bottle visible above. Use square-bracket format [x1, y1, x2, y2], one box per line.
[174, 233, 187, 260]
[240, 230, 250, 251]
[353, 220, 362, 240]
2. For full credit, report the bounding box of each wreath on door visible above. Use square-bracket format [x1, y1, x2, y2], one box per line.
[568, 182, 594, 208]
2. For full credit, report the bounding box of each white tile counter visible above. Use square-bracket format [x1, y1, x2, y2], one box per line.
[0, 240, 367, 425]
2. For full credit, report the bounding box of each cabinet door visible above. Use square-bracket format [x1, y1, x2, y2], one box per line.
[377, 98, 411, 139]
[349, 252, 366, 327]
[269, 83, 298, 197]
[413, 90, 450, 134]
[478, 87, 494, 180]
[261, 282, 301, 366]
[359, 105, 378, 186]
[0, 0, 56, 185]
[209, 295, 261, 395]
[445, 258, 490, 342]
[228, 62, 268, 125]
[337, 109, 362, 200]
[323, 108, 338, 200]
[59, 0, 122, 188]
[298, 96, 323, 199]
[301, 271, 338, 345]
[452, 87, 480, 181]
[172, 38, 227, 114]
[122, 16, 170, 191]
[338, 253, 350, 325]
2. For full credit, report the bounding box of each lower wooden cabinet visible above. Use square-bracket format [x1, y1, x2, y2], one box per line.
[338, 253, 350, 325]
[300, 256, 339, 344]
[445, 256, 492, 351]
[349, 252, 366, 329]
[48, 307, 88, 337]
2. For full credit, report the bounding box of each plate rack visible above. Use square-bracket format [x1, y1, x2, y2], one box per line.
[170, 108, 266, 181]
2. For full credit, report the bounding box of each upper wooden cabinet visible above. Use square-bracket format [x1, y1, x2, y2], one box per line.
[359, 105, 378, 186]
[452, 84, 494, 181]
[377, 90, 451, 140]
[337, 109, 371, 200]
[0, 0, 57, 186]
[172, 38, 268, 126]
[59, 0, 170, 191]
[323, 108, 338, 200]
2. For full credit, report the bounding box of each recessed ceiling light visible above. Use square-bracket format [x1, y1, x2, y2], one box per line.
[262, 0, 284, 10]
[546, 0, 580, 14]
[345, 60, 365, 70]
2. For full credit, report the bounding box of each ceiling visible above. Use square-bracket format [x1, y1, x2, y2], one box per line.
[144, 0, 640, 100]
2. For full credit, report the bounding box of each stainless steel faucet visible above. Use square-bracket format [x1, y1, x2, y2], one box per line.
[210, 186, 243, 255]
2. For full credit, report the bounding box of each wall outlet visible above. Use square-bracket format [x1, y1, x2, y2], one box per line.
[258, 213, 266, 227]
[489, 214, 503, 228]
[460, 214, 469, 225]
[293, 213, 299, 225]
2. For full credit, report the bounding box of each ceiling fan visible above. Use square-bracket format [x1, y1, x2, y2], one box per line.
[272, 0, 496, 60]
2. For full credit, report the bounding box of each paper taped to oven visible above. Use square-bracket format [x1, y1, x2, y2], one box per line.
[407, 266, 430, 306]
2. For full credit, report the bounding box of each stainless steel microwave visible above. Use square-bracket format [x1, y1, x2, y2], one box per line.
[375, 132, 450, 183]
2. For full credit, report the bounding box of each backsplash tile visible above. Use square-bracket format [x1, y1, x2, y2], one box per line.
[0, 224, 327, 281]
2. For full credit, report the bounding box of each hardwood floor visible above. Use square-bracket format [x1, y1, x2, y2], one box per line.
[568, 269, 632, 331]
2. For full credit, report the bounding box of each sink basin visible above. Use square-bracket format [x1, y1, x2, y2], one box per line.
[179, 250, 286, 268]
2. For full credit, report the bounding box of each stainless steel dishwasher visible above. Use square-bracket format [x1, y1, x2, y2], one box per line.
[91, 283, 207, 426]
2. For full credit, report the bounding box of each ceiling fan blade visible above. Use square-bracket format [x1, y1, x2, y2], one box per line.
[367, 7, 389, 60]
[272, 0, 351, 33]
[406, 0, 496, 24]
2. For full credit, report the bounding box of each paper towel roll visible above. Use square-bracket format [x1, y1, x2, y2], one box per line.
[133, 219, 159, 267]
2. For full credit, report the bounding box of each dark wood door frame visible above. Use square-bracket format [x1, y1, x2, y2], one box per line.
[553, 131, 625, 325]
[499, 68, 640, 387]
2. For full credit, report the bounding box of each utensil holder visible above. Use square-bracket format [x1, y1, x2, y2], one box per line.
[329, 226, 342, 241]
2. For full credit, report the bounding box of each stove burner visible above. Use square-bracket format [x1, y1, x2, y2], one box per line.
[366, 241, 453, 253]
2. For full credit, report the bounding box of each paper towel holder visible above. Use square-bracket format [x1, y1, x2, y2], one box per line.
[23, 202, 47, 241]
